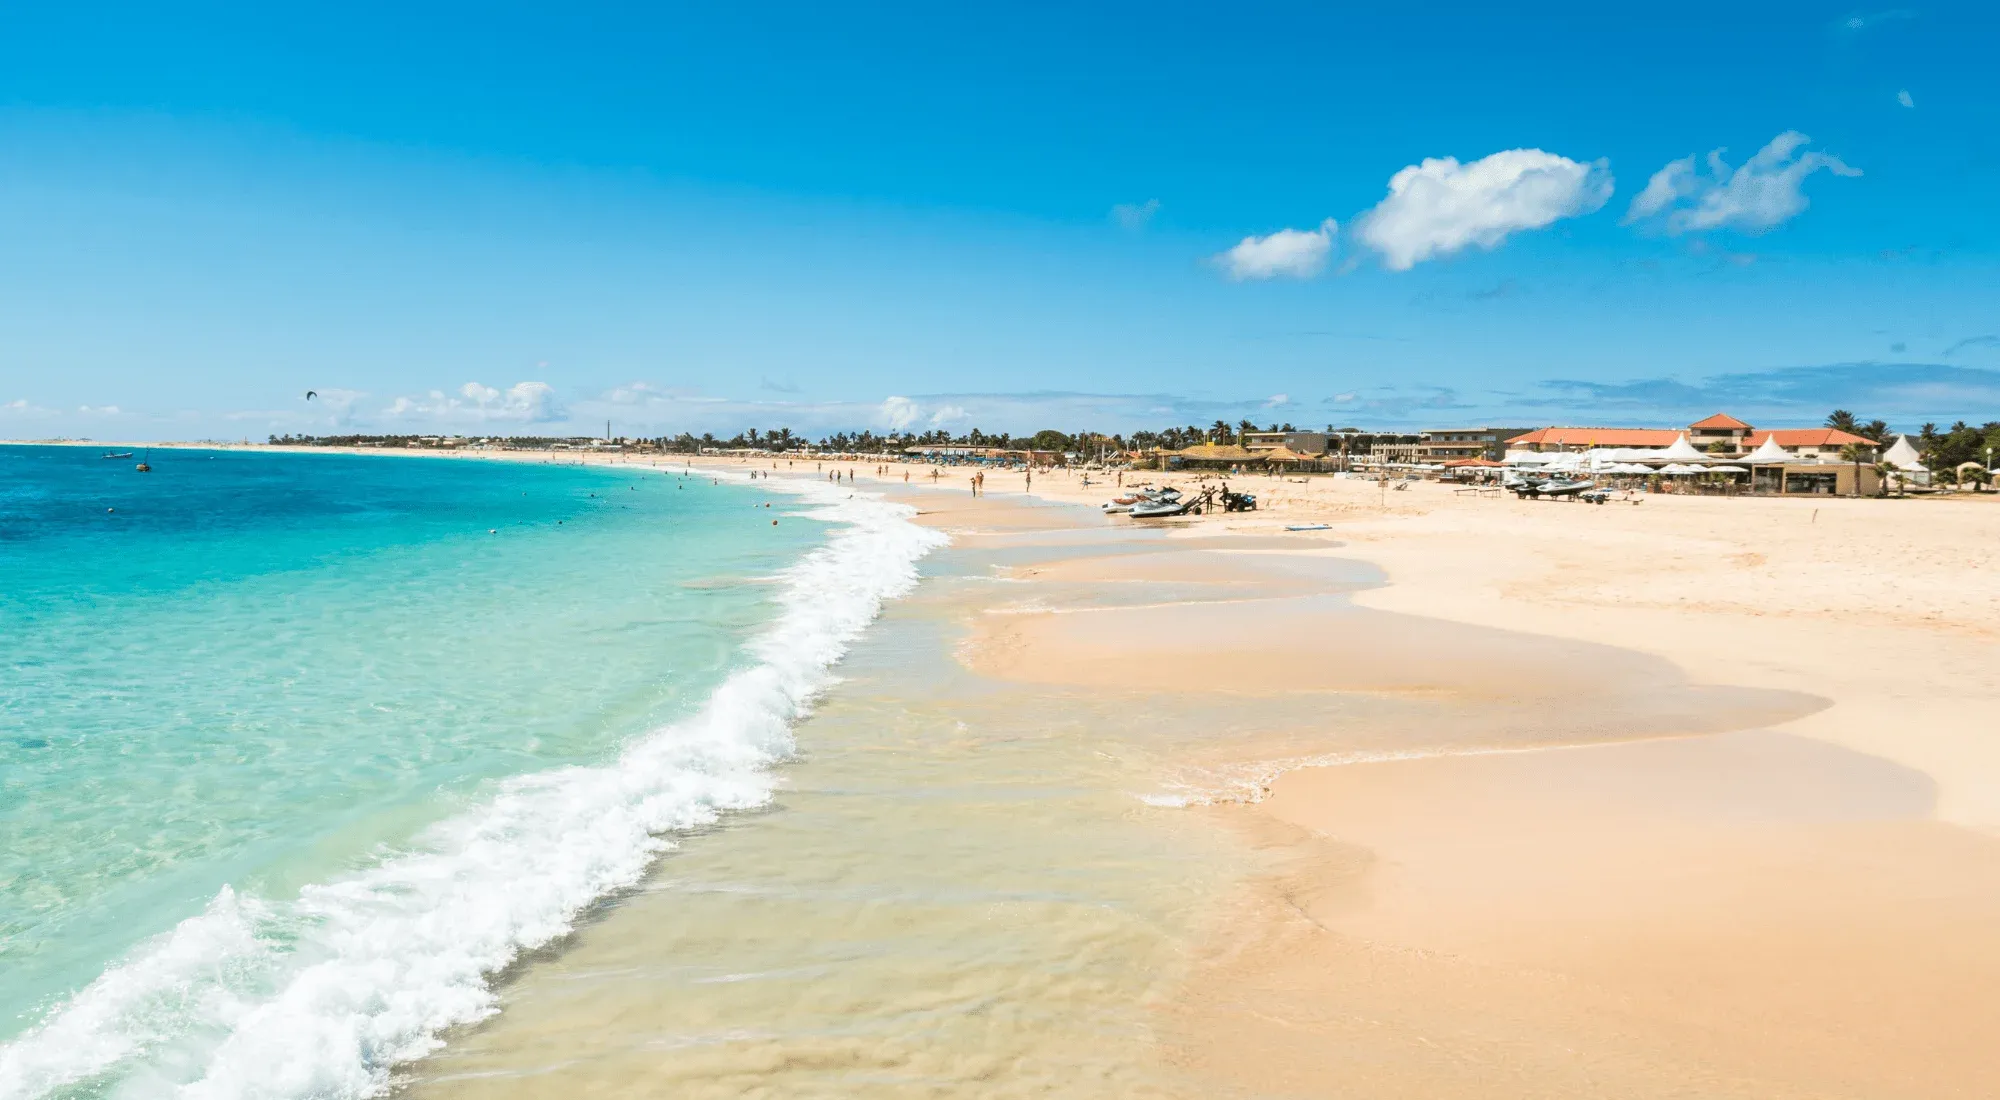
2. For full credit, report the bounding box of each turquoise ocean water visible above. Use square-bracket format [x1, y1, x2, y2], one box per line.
[0, 446, 940, 1098]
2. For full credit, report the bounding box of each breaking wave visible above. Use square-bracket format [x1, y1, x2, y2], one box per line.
[0, 477, 946, 1100]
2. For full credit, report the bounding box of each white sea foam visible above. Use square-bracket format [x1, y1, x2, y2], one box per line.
[1135, 742, 1592, 809]
[0, 477, 946, 1100]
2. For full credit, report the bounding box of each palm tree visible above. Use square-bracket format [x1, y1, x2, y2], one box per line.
[1237, 418, 1258, 442]
[1210, 419, 1232, 445]
[1826, 409, 1859, 433]
[1873, 460, 1898, 497]
[1839, 442, 1869, 498]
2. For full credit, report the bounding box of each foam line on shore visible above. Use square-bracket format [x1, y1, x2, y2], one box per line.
[0, 475, 947, 1100]
[1137, 739, 1674, 808]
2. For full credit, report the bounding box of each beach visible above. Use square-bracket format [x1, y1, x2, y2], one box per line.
[918, 462, 2000, 1098]
[11, 443, 2000, 1097]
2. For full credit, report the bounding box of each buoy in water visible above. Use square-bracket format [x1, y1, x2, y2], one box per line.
[772, 519, 778, 526]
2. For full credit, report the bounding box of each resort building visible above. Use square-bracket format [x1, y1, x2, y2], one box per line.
[1241, 430, 1331, 455]
[1505, 426, 1685, 452]
[1507, 414, 1879, 460]
[1738, 428, 1880, 461]
[1415, 427, 1538, 462]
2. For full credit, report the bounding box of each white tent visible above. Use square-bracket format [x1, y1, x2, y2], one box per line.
[1742, 436, 1792, 464]
[1659, 463, 1703, 475]
[1708, 465, 1748, 473]
[1883, 435, 1926, 472]
[1659, 433, 1708, 462]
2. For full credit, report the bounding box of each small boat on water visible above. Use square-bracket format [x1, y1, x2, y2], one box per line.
[135, 449, 152, 473]
[102, 451, 134, 459]
[1286, 523, 1331, 531]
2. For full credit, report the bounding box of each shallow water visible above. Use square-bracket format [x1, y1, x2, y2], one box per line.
[0, 448, 869, 1097]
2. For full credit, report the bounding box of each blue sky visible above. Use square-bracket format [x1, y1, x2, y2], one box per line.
[1, 0, 1997, 439]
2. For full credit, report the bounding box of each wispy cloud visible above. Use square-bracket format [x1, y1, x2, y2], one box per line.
[1837, 9, 1917, 33]
[1517, 363, 2000, 427]
[1355, 149, 1613, 271]
[1897, 88, 1915, 108]
[1215, 219, 1338, 280]
[1111, 199, 1161, 231]
[1316, 386, 1473, 420]
[384, 381, 564, 424]
[1625, 131, 1860, 234]
[1943, 335, 2000, 357]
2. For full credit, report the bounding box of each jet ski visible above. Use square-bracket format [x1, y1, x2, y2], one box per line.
[1128, 494, 1197, 518]
[1103, 487, 1180, 514]
[1536, 477, 1595, 498]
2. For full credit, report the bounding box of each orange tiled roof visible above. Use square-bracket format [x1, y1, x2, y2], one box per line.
[1507, 427, 1684, 447]
[1689, 412, 1752, 430]
[1742, 429, 1877, 448]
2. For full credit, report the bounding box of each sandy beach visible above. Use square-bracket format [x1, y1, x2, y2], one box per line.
[921, 461, 2000, 1098]
[37, 443, 2000, 1097]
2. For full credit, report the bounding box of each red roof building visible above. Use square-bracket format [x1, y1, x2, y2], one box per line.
[1688, 412, 1753, 429]
[1508, 415, 1880, 459]
[1741, 428, 1878, 457]
[1687, 412, 1755, 451]
[1506, 427, 1685, 449]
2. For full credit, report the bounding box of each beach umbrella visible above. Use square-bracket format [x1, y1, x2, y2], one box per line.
[1742, 437, 1792, 464]
[1659, 433, 1707, 462]
[1707, 465, 1748, 473]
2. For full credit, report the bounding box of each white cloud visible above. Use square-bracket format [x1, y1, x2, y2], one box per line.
[1624, 131, 1860, 234]
[1112, 199, 1161, 230]
[604, 381, 662, 405]
[1897, 89, 1915, 108]
[1623, 155, 1696, 223]
[1354, 149, 1612, 271]
[928, 404, 968, 426]
[879, 396, 921, 431]
[1216, 218, 1338, 280]
[385, 381, 564, 423]
[1263, 393, 1290, 408]
[77, 404, 122, 415]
